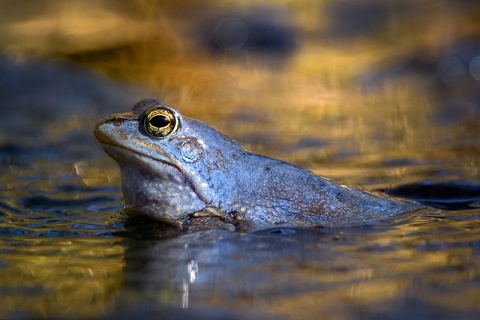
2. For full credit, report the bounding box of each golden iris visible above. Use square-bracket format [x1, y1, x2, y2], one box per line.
[143, 107, 178, 137]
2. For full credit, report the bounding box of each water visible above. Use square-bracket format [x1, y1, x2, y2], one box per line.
[0, 1, 480, 318]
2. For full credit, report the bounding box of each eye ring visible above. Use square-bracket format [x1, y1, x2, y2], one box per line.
[142, 106, 179, 138]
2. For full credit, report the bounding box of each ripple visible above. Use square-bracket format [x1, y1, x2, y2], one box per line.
[0, 227, 31, 236]
[71, 223, 108, 230]
[0, 200, 22, 214]
[20, 195, 121, 212]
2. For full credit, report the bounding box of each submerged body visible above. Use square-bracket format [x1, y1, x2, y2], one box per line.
[95, 99, 420, 231]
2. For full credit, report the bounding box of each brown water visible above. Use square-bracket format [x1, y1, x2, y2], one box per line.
[0, 1, 479, 318]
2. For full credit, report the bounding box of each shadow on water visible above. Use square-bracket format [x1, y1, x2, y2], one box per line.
[385, 180, 480, 210]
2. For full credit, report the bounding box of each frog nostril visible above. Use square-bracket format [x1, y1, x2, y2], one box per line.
[111, 117, 125, 126]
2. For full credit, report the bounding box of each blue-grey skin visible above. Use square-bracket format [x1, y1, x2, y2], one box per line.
[94, 98, 421, 231]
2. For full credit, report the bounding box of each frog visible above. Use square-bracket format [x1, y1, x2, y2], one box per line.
[94, 98, 421, 232]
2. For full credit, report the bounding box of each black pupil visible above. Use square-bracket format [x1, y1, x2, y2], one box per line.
[150, 114, 170, 128]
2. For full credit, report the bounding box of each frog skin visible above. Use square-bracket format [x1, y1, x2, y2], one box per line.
[94, 98, 421, 232]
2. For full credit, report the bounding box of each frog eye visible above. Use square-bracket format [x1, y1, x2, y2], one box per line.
[143, 107, 178, 138]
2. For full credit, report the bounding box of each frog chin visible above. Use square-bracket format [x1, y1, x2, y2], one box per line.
[102, 149, 207, 228]
[120, 175, 209, 228]
[100, 143, 233, 228]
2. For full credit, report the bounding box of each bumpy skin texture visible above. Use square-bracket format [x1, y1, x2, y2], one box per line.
[95, 99, 421, 231]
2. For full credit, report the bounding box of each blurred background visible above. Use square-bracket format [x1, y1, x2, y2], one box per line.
[0, 0, 480, 318]
[1, 0, 479, 184]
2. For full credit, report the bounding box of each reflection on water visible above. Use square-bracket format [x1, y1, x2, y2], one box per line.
[0, 237, 125, 318]
[114, 220, 480, 318]
[0, 0, 479, 318]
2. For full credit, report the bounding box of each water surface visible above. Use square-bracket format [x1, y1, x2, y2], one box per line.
[0, 1, 479, 318]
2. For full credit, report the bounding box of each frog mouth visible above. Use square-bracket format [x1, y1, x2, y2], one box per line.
[95, 124, 178, 168]
[99, 140, 183, 174]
